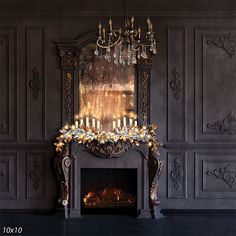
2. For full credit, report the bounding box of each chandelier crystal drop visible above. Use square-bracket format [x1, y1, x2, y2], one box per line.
[94, 16, 157, 65]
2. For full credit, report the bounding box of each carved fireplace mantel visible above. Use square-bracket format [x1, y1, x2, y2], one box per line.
[54, 33, 164, 219]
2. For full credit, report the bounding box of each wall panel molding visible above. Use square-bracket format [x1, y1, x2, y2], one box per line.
[0, 27, 17, 142]
[0, 152, 17, 199]
[26, 26, 46, 142]
[26, 152, 45, 199]
[195, 27, 236, 142]
[167, 152, 187, 199]
[167, 27, 187, 142]
[195, 152, 236, 199]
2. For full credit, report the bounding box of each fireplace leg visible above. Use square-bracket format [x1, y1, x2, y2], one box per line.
[54, 145, 71, 219]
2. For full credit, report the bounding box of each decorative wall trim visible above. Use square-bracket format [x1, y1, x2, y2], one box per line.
[170, 158, 183, 191]
[207, 33, 236, 57]
[0, 27, 17, 141]
[207, 111, 236, 134]
[59, 50, 78, 69]
[170, 68, 182, 100]
[207, 164, 236, 188]
[29, 67, 41, 100]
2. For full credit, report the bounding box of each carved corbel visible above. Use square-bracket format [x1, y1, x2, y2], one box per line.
[54, 144, 71, 218]
[149, 146, 164, 219]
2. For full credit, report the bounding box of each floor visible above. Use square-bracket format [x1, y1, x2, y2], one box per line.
[0, 211, 236, 236]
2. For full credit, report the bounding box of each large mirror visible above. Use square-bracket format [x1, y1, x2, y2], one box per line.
[78, 43, 137, 131]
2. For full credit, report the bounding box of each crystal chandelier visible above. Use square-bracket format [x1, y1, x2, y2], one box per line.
[94, 1, 157, 65]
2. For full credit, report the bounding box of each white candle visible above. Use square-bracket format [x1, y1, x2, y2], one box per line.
[97, 120, 100, 130]
[123, 116, 127, 127]
[134, 120, 138, 126]
[113, 120, 116, 130]
[86, 116, 89, 127]
[117, 118, 121, 128]
[92, 118, 95, 128]
[75, 121, 79, 128]
[80, 118, 83, 126]
[129, 118, 133, 126]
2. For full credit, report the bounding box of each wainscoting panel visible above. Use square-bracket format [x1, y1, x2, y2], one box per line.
[0, 27, 17, 141]
[167, 152, 187, 199]
[195, 152, 236, 199]
[0, 152, 17, 199]
[26, 152, 45, 199]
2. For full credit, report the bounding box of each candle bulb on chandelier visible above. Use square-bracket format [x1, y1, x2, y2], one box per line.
[109, 17, 113, 31]
[102, 28, 106, 39]
[138, 27, 141, 39]
[117, 118, 121, 129]
[134, 120, 138, 126]
[129, 117, 133, 126]
[131, 16, 134, 28]
[98, 22, 102, 36]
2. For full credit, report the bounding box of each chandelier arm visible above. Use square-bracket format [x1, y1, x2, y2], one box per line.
[96, 36, 122, 49]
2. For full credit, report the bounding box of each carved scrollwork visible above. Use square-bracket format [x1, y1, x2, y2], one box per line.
[170, 158, 183, 191]
[140, 71, 149, 123]
[29, 158, 41, 190]
[137, 57, 153, 66]
[207, 111, 236, 134]
[207, 164, 236, 188]
[0, 123, 4, 129]
[29, 67, 41, 100]
[149, 147, 164, 208]
[207, 34, 236, 57]
[170, 68, 182, 100]
[64, 72, 73, 124]
[59, 50, 78, 68]
[85, 140, 134, 158]
[54, 145, 71, 210]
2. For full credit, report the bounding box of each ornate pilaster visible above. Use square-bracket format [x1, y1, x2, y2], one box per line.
[137, 57, 153, 125]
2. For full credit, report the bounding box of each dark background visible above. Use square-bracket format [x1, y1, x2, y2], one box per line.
[0, 0, 236, 210]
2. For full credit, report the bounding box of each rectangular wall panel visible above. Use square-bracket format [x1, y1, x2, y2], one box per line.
[195, 152, 236, 199]
[26, 26, 46, 141]
[167, 152, 187, 199]
[195, 28, 236, 142]
[26, 152, 45, 199]
[0, 27, 17, 141]
[0, 153, 17, 199]
[167, 27, 187, 142]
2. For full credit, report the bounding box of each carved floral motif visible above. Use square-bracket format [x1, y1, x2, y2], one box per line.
[170, 158, 183, 191]
[207, 34, 236, 57]
[29, 158, 41, 190]
[207, 111, 236, 134]
[140, 71, 149, 122]
[207, 164, 236, 188]
[29, 67, 41, 100]
[64, 72, 73, 124]
[59, 50, 78, 68]
[170, 68, 182, 100]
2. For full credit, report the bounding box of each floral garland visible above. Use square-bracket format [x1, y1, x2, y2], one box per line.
[54, 124, 161, 152]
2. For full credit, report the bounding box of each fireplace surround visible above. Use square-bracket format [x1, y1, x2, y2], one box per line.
[54, 33, 164, 219]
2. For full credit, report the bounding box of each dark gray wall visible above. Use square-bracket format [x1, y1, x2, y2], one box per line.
[0, 0, 236, 209]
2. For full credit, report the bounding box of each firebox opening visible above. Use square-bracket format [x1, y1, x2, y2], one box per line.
[81, 168, 137, 215]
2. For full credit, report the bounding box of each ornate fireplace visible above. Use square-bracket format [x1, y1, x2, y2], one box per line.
[54, 33, 164, 219]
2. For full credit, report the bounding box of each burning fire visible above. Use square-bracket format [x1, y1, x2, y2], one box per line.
[83, 187, 135, 207]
